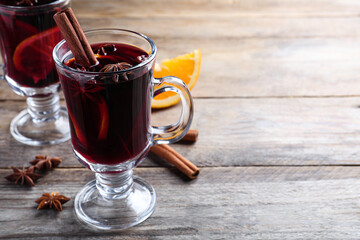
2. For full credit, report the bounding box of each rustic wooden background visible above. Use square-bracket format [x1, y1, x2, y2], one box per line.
[2, 0, 360, 239]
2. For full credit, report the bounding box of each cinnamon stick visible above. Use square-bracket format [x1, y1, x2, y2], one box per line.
[53, 8, 97, 67]
[180, 129, 198, 142]
[150, 144, 199, 179]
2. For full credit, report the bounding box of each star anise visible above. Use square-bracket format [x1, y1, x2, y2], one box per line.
[16, 0, 38, 6]
[95, 44, 116, 55]
[4, 166, 42, 187]
[100, 62, 132, 72]
[35, 192, 70, 211]
[99, 62, 132, 82]
[30, 155, 62, 170]
[76, 66, 87, 72]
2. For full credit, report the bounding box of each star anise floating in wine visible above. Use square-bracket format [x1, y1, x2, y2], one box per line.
[35, 192, 70, 211]
[95, 43, 116, 55]
[30, 155, 62, 170]
[16, 0, 38, 6]
[4, 166, 42, 187]
[100, 62, 133, 72]
[100, 62, 133, 82]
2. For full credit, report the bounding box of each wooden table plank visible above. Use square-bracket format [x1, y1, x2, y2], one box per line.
[1, 97, 360, 168]
[1, 166, 360, 239]
[73, 0, 360, 18]
[78, 16, 360, 39]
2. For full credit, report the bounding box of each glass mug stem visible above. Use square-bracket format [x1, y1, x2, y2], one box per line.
[10, 93, 70, 146]
[96, 170, 134, 200]
[27, 93, 61, 122]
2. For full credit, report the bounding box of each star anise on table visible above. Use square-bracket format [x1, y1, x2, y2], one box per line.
[35, 192, 70, 211]
[4, 166, 42, 187]
[30, 155, 62, 170]
[16, 0, 38, 6]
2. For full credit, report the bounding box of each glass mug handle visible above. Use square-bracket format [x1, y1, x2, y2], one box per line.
[152, 76, 193, 145]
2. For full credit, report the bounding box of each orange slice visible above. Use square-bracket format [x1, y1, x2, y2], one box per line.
[152, 49, 201, 108]
[13, 27, 63, 83]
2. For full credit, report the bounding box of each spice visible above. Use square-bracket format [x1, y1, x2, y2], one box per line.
[100, 62, 132, 73]
[16, 0, 38, 6]
[53, 8, 97, 67]
[4, 166, 42, 187]
[150, 144, 199, 179]
[30, 155, 62, 170]
[35, 192, 70, 211]
[76, 66, 87, 71]
[180, 129, 199, 142]
[99, 62, 133, 82]
[95, 44, 115, 55]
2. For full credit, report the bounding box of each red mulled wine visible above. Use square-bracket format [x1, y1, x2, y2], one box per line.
[0, 0, 68, 88]
[60, 43, 152, 165]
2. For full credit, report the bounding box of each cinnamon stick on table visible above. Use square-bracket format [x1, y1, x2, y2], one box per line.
[53, 8, 97, 67]
[150, 144, 200, 179]
[180, 129, 198, 142]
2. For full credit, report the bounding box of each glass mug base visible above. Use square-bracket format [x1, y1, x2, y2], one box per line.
[74, 176, 156, 231]
[10, 107, 70, 146]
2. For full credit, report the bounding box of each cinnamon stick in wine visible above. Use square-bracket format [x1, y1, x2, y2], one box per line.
[53, 8, 97, 67]
[150, 144, 200, 179]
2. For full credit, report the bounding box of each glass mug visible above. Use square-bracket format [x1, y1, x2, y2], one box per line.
[0, 0, 71, 145]
[53, 29, 193, 230]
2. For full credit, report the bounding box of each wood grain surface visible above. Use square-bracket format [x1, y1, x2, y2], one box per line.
[2, 167, 360, 239]
[1, 0, 360, 239]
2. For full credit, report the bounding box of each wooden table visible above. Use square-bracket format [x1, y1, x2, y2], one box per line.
[2, 0, 360, 239]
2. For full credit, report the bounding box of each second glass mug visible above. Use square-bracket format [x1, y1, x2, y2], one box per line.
[53, 29, 193, 230]
[0, 0, 71, 145]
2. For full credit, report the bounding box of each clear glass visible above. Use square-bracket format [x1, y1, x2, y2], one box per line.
[53, 29, 193, 230]
[0, 0, 71, 145]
